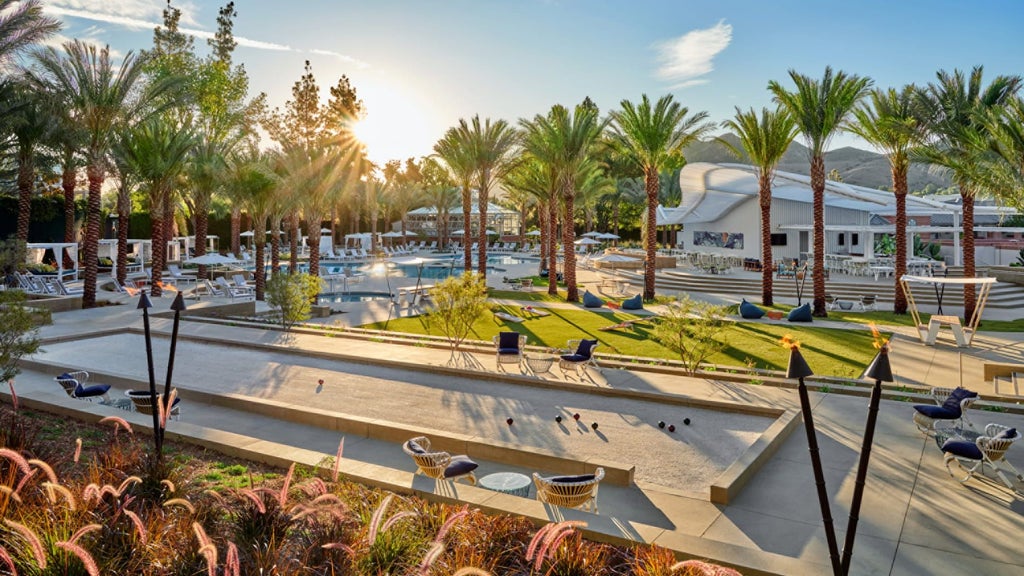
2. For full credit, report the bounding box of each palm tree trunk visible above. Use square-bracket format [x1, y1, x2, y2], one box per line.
[16, 152, 33, 265]
[643, 167, 659, 300]
[62, 164, 76, 269]
[309, 211, 323, 278]
[548, 199, 558, 296]
[537, 200, 547, 276]
[254, 226, 267, 300]
[613, 202, 620, 237]
[759, 173, 774, 306]
[893, 164, 909, 314]
[962, 191, 976, 322]
[462, 186, 472, 272]
[563, 186, 578, 302]
[150, 206, 165, 298]
[82, 164, 103, 309]
[478, 184, 488, 276]
[116, 186, 130, 285]
[195, 197, 209, 281]
[230, 205, 241, 258]
[810, 155, 827, 317]
[289, 212, 299, 273]
[270, 217, 281, 277]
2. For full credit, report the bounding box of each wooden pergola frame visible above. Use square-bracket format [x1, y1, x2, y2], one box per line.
[899, 275, 996, 347]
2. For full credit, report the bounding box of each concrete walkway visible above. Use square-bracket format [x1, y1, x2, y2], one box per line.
[9, 289, 1024, 576]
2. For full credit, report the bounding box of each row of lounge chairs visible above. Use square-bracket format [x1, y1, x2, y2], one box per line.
[403, 435, 603, 513]
[11, 272, 83, 296]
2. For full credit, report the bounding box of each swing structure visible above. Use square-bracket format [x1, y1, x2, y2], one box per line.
[899, 275, 996, 348]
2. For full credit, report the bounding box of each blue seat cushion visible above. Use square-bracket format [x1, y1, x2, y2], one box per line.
[941, 387, 978, 413]
[739, 299, 765, 319]
[498, 332, 521, 350]
[560, 354, 588, 362]
[74, 383, 111, 398]
[622, 294, 643, 310]
[996, 427, 1017, 440]
[913, 404, 960, 419]
[498, 348, 521, 355]
[942, 439, 983, 460]
[405, 439, 426, 454]
[787, 303, 812, 322]
[582, 291, 604, 308]
[444, 455, 478, 478]
[548, 474, 596, 483]
[573, 339, 597, 359]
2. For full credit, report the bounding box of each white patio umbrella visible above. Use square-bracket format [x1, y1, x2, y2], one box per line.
[381, 231, 403, 238]
[589, 252, 637, 262]
[581, 231, 603, 237]
[239, 230, 255, 237]
[451, 229, 465, 235]
[597, 232, 620, 240]
[574, 238, 602, 245]
[185, 253, 239, 266]
[525, 230, 542, 236]
[486, 229, 499, 235]
[404, 230, 418, 236]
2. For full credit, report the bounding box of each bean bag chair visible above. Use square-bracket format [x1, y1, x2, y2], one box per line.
[582, 291, 604, 308]
[621, 294, 643, 310]
[787, 302, 813, 322]
[739, 299, 765, 319]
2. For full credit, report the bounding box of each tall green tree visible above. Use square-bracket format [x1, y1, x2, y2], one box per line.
[504, 155, 558, 279]
[520, 104, 603, 301]
[848, 86, 921, 314]
[7, 82, 57, 264]
[434, 123, 477, 271]
[0, 0, 59, 64]
[466, 115, 518, 276]
[29, 41, 180, 307]
[769, 67, 872, 316]
[914, 67, 1021, 322]
[228, 148, 279, 299]
[984, 96, 1024, 201]
[610, 94, 712, 300]
[719, 106, 798, 306]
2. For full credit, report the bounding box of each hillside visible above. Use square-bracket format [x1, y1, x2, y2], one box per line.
[684, 134, 952, 192]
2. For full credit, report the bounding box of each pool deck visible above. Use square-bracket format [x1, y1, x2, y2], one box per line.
[8, 269, 1024, 576]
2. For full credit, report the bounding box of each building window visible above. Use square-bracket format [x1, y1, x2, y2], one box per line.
[838, 233, 845, 246]
[851, 233, 859, 245]
[770, 233, 787, 246]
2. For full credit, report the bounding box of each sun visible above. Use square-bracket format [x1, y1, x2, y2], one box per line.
[351, 79, 436, 167]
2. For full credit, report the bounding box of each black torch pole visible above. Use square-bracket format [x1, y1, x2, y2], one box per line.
[840, 348, 892, 575]
[789, 346, 841, 576]
[161, 292, 187, 448]
[138, 291, 161, 457]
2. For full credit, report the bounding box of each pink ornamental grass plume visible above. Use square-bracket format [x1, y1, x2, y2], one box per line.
[7, 379, 18, 411]
[332, 437, 345, 482]
[670, 559, 743, 576]
[73, 438, 82, 463]
[98, 415, 133, 436]
[4, 519, 46, 569]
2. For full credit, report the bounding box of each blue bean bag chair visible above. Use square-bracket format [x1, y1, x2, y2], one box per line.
[621, 294, 643, 310]
[582, 291, 604, 308]
[739, 299, 765, 319]
[787, 303, 813, 322]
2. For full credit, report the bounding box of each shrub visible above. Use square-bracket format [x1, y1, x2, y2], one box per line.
[264, 272, 324, 330]
[426, 273, 488, 354]
[0, 290, 42, 382]
[652, 296, 729, 375]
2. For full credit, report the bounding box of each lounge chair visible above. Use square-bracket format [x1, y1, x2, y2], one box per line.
[493, 332, 526, 371]
[858, 295, 878, 312]
[402, 436, 478, 485]
[559, 339, 600, 377]
[126, 390, 181, 420]
[533, 467, 604, 513]
[913, 386, 979, 435]
[938, 422, 1022, 490]
[231, 274, 252, 290]
[55, 371, 111, 403]
[167, 264, 197, 284]
[215, 276, 254, 300]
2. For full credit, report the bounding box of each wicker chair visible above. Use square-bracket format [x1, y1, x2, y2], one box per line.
[126, 390, 182, 420]
[912, 386, 979, 435]
[402, 436, 478, 485]
[533, 467, 605, 513]
[558, 339, 600, 377]
[939, 422, 1023, 490]
[54, 371, 111, 403]
[493, 332, 526, 372]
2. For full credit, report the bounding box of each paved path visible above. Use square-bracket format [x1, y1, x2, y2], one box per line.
[10, 292, 1024, 575]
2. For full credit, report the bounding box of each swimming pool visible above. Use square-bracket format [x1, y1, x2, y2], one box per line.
[318, 291, 392, 304]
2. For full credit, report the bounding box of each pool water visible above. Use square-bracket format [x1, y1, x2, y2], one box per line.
[318, 291, 392, 304]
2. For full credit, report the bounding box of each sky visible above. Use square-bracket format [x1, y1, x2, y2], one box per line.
[39, 0, 1024, 166]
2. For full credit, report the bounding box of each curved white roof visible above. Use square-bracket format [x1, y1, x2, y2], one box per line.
[665, 162, 963, 225]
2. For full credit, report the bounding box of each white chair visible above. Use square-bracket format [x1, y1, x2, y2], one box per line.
[402, 436, 477, 485]
[533, 467, 604, 513]
[939, 422, 1022, 490]
[493, 332, 526, 371]
[216, 276, 254, 300]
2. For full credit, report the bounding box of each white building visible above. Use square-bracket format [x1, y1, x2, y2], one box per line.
[658, 162, 1018, 266]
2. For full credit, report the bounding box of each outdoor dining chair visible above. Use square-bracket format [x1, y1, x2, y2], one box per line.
[533, 467, 605, 513]
[559, 339, 600, 377]
[493, 332, 526, 371]
[913, 386, 979, 435]
[55, 371, 111, 403]
[402, 436, 478, 485]
[938, 422, 1022, 490]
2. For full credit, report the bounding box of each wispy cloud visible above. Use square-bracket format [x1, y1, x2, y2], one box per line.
[41, 3, 367, 66]
[655, 20, 732, 88]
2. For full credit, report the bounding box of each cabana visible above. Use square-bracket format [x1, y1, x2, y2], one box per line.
[98, 239, 149, 276]
[26, 242, 78, 280]
[899, 275, 996, 347]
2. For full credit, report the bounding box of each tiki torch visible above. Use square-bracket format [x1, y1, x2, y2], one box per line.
[137, 291, 161, 454]
[160, 292, 187, 446]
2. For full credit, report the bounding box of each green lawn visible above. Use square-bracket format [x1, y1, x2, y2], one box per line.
[363, 304, 881, 379]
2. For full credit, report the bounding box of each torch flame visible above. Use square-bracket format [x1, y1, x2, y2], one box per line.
[869, 323, 890, 351]
[779, 334, 800, 350]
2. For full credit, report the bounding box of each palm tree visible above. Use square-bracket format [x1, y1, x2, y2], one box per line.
[110, 128, 142, 286]
[364, 177, 387, 254]
[422, 184, 459, 250]
[609, 94, 712, 300]
[769, 67, 872, 316]
[719, 106, 799, 306]
[434, 124, 477, 272]
[848, 86, 921, 314]
[0, 0, 59, 64]
[184, 134, 229, 280]
[914, 67, 1021, 322]
[7, 81, 57, 264]
[504, 155, 558, 280]
[228, 150, 278, 299]
[29, 41, 180, 307]
[984, 96, 1024, 194]
[465, 116, 518, 276]
[114, 117, 195, 297]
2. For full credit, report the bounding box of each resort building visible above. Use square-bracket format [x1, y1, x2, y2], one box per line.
[659, 162, 1021, 266]
[405, 197, 520, 240]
